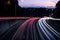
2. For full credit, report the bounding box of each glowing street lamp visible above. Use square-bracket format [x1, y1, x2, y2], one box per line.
[7, 0, 11, 5]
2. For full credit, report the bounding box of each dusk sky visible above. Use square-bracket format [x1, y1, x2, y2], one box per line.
[18, 0, 59, 7]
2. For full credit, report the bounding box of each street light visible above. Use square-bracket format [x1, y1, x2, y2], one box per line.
[7, 0, 11, 5]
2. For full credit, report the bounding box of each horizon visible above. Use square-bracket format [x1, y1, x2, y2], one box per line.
[20, 5, 55, 8]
